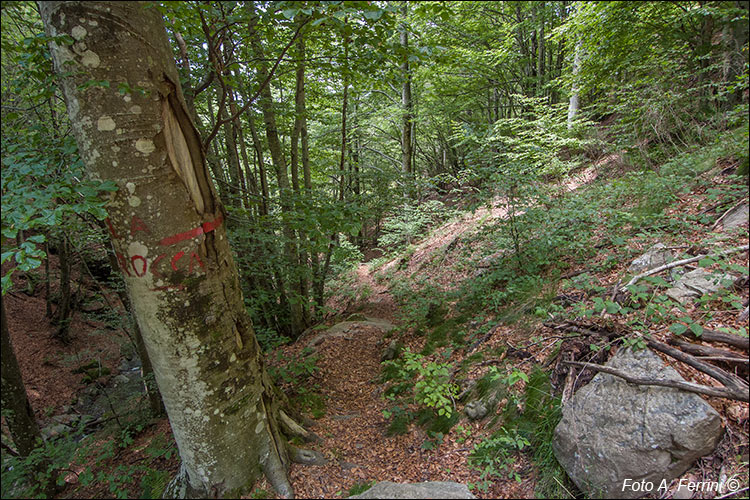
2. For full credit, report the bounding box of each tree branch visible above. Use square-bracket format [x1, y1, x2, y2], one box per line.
[623, 244, 749, 289]
[563, 360, 748, 402]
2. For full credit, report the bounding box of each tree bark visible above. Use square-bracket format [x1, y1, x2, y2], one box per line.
[1, 295, 44, 458]
[247, 3, 305, 337]
[41, 2, 293, 496]
[400, 3, 413, 181]
[567, 39, 581, 129]
[55, 233, 72, 342]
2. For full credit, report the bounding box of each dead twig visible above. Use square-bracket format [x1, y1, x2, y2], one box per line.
[681, 328, 749, 352]
[562, 360, 748, 402]
[622, 244, 749, 290]
[668, 337, 746, 363]
[646, 339, 749, 393]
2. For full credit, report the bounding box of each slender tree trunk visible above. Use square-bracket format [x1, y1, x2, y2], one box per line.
[247, 3, 305, 337]
[400, 3, 413, 182]
[536, 2, 546, 97]
[55, 234, 72, 342]
[291, 31, 311, 324]
[44, 240, 52, 318]
[41, 2, 295, 496]
[567, 39, 582, 129]
[1, 295, 43, 457]
[1, 294, 57, 496]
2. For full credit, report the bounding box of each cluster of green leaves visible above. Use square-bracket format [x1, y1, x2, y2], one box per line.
[562, 2, 748, 164]
[468, 367, 570, 497]
[1, 414, 175, 499]
[381, 348, 459, 445]
[268, 347, 326, 418]
[378, 200, 453, 250]
[1, 5, 117, 294]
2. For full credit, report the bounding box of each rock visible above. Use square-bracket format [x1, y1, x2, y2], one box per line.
[673, 484, 694, 499]
[112, 374, 130, 386]
[552, 348, 722, 499]
[288, 446, 328, 466]
[628, 243, 673, 274]
[717, 202, 749, 231]
[380, 339, 400, 361]
[464, 400, 488, 420]
[348, 481, 476, 499]
[41, 423, 70, 440]
[666, 268, 737, 304]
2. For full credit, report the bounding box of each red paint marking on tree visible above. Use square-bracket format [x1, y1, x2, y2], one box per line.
[151, 254, 166, 279]
[158, 215, 224, 246]
[116, 252, 132, 276]
[189, 252, 205, 274]
[131, 255, 147, 277]
[171, 251, 186, 271]
[106, 218, 122, 239]
[130, 216, 151, 236]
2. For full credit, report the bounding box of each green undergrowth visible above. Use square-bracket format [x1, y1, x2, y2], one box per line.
[373, 127, 747, 498]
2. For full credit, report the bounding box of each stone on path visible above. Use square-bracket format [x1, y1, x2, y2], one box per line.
[307, 317, 396, 349]
[666, 268, 736, 304]
[628, 243, 673, 274]
[716, 202, 749, 231]
[552, 348, 722, 499]
[348, 481, 476, 499]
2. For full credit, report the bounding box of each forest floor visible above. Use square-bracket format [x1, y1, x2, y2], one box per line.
[2, 156, 748, 499]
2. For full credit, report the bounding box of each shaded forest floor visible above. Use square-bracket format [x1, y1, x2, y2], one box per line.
[3, 151, 749, 499]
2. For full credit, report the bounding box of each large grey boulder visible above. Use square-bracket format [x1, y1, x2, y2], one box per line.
[628, 243, 673, 274]
[349, 481, 475, 499]
[552, 348, 722, 499]
[666, 268, 736, 304]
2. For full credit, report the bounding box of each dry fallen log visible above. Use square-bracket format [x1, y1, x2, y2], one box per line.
[682, 328, 749, 352]
[646, 339, 749, 393]
[668, 337, 746, 364]
[623, 244, 749, 289]
[563, 360, 749, 402]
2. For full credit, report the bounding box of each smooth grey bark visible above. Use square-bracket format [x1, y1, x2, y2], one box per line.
[40, 2, 293, 497]
[567, 39, 582, 129]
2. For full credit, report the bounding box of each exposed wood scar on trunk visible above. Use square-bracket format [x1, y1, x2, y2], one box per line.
[160, 76, 214, 216]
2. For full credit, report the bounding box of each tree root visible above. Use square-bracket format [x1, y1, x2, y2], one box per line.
[279, 408, 322, 443]
[286, 443, 328, 466]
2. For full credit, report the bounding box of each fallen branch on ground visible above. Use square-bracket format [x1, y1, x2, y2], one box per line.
[711, 197, 748, 230]
[622, 244, 749, 290]
[668, 337, 746, 364]
[681, 328, 749, 352]
[562, 360, 748, 402]
[646, 339, 749, 394]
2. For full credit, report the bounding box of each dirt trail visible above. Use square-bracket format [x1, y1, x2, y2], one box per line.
[281, 260, 529, 499]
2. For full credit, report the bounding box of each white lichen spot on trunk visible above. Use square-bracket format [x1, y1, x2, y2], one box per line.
[81, 50, 100, 68]
[127, 241, 148, 259]
[130, 105, 142, 114]
[135, 138, 156, 154]
[128, 196, 141, 207]
[97, 115, 116, 131]
[70, 25, 87, 40]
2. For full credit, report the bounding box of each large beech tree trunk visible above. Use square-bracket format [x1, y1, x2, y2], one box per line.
[40, 2, 292, 497]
